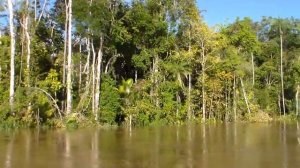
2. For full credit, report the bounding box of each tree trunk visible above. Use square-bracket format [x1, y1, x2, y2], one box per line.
[79, 42, 82, 92]
[202, 48, 206, 121]
[280, 28, 286, 115]
[25, 0, 31, 87]
[8, 0, 15, 111]
[36, 0, 48, 27]
[94, 37, 103, 121]
[225, 85, 228, 121]
[85, 37, 91, 86]
[187, 23, 193, 121]
[24, 0, 32, 113]
[278, 93, 282, 114]
[251, 52, 255, 86]
[129, 114, 132, 133]
[91, 40, 96, 116]
[20, 14, 25, 85]
[135, 70, 137, 83]
[86, 0, 92, 87]
[62, 0, 69, 112]
[104, 53, 118, 74]
[296, 85, 299, 116]
[240, 77, 251, 114]
[153, 56, 159, 107]
[66, 0, 73, 115]
[176, 92, 181, 118]
[209, 98, 213, 119]
[188, 73, 192, 120]
[233, 72, 237, 121]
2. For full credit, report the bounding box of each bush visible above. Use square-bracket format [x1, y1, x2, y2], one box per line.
[99, 75, 121, 124]
[245, 112, 273, 122]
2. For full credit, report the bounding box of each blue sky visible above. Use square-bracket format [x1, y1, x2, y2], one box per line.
[197, 0, 300, 26]
[1, 0, 299, 28]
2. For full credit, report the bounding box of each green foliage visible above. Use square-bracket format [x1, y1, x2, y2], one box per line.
[222, 17, 259, 52]
[39, 69, 62, 93]
[100, 75, 121, 124]
[1, 0, 300, 128]
[119, 78, 134, 95]
[245, 112, 273, 122]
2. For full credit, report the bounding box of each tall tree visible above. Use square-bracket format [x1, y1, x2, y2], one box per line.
[94, 37, 103, 121]
[66, 0, 73, 115]
[280, 27, 286, 115]
[7, 0, 15, 111]
[24, 0, 31, 88]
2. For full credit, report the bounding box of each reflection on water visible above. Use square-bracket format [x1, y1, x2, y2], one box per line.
[1, 123, 300, 168]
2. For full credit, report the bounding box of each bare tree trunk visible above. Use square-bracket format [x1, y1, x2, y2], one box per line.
[233, 72, 237, 121]
[150, 62, 154, 103]
[176, 92, 179, 117]
[153, 56, 159, 107]
[225, 85, 228, 121]
[25, 0, 31, 87]
[280, 28, 286, 115]
[91, 40, 96, 116]
[8, 0, 15, 111]
[104, 53, 119, 74]
[251, 52, 255, 86]
[135, 70, 137, 83]
[20, 14, 25, 85]
[278, 93, 282, 114]
[86, 0, 92, 87]
[240, 77, 251, 114]
[202, 48, 206, 121]
[187, 27, 192, 121]
[36, 0, 48, 27]
[62, 0, 69, 112]
[24, 0, 32, 113]
[79, 42, 82, 91]
[296, 85, 299, 116]
[94, 37, 103, 121]
[85, 37, 91, 86]
[209, 98, 213, 119]
[66, 0, 73, 115]
[188, 73, 192, 120]
[129, 114, 132, 133]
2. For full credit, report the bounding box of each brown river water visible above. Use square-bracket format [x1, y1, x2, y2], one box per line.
[1, 123, 300, 168]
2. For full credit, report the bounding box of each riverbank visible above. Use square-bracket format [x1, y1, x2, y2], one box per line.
[1, 112, 299, 130]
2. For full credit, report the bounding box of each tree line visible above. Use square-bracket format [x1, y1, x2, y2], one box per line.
[0, 0, 300, 128]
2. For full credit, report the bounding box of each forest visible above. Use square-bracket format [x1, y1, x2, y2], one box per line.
[0, 0, 300, 128]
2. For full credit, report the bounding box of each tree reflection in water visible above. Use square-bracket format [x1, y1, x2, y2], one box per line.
[1, 123, 300, 168]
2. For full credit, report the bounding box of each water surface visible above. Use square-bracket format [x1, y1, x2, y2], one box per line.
[1, 123, 300, 168]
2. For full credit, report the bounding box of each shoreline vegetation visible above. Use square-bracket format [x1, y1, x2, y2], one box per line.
[1, 0, 300, 129]
[0, 112, 299, 130]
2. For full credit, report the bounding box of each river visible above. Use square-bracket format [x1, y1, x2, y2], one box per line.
[1, 122, 300, 168]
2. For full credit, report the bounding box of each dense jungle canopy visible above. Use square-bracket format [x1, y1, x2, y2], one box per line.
[0, 0, 300, 127]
